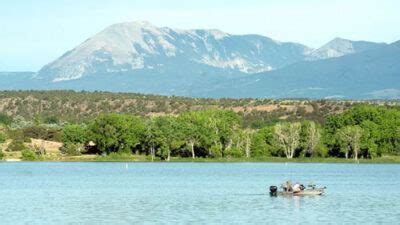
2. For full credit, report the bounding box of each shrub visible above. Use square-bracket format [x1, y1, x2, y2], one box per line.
[7, 140, 27, 152]
[60, 143, 84, 156]
[0, 113, 12, 125]
[8, 129, 31, 142]
[61, 124, 86, 144]
[23, 126, 62, 142]
[0, 148, 4, 159]
[314, 143, 329, 157]
[209, 145, 222, 158]
[225, 147, 244, 158]
[43, 115, 59, 124]
[32, 144, 46, 156]
[21, 149, 37, 161]
[0, 131, 6, 144]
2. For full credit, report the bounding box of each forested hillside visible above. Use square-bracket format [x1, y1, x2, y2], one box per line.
[1, 91, 397, 127]
[0, 91, 399, 161]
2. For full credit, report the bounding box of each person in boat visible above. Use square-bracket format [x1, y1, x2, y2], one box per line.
[283, 181, 293, 192]
[292, 183, 301, 193]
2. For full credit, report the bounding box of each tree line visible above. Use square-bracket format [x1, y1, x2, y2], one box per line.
[2, 90, 394, 128]
[0, 105, 399, 160]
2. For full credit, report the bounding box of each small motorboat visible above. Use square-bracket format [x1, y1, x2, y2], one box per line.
[269, 182, 326, 196]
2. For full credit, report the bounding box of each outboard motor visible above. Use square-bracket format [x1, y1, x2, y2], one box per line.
[269, 186, 278, 196]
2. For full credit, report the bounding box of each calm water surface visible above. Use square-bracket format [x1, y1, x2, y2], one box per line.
[0, 162, 399, 224]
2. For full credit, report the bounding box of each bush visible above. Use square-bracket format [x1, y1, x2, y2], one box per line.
[0, 131, 6, 144]
[43, 115, 59, 124]
[0, 113, 12, 125]
[7, 140, 27, 152]
[209, 145, 222, 158]
[225, 147, 244, 158]
[0, 148, 4, 159]
[21, 149, 37, 161]
[8, 129, 31, 142]
[60, 143, 84, 156]
[32, 144, 46, 156]
[314, 143, 329, 157]
[23, 126, 62, 142]
[62, 124, 87, 144]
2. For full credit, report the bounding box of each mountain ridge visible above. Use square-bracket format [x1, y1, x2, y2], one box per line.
[203, 40, 400, 99]
[39, 21, 380, 83]
[0, 21, 398, 100]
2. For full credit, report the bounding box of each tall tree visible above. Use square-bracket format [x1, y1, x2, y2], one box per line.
[243, 129, 253, 158]
[62, 124, 87, 144]
[301, 121, 321, 157]
[275, 122, 301, 159]
[143, 118, 159, 161]
[250, 126, 276, 157]
[178, 111, 207, 159]
[88, 114, 145, 154]
[205, 110, 242, 157]
[154, 116, 183, 161]
[336, 125, 363, 160]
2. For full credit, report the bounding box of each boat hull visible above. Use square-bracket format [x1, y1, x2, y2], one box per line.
[272, 188, 325, 196]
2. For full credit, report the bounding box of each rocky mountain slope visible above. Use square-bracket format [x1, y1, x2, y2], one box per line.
[0, 21, 397, 99]
[206, 41, 400, 99]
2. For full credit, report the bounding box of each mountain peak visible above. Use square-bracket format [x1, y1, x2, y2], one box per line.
[330, 37, 351, 42]
[40, 21, 315, 81]
[109, 21, 156, 28]
[37, 21, 388, 86]
[307, 37, 386, 60]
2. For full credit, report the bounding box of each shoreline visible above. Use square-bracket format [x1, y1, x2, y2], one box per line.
[2, 156, 400, 164]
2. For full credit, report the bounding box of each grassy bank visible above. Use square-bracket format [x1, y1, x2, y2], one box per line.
[4, 153, 400, 164]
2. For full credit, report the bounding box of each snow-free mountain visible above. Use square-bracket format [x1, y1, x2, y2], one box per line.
[38, 21, 313, 82]
[205, 40, 400, 99]
[1, 21, 398, 99]
[307, 37, 386, 60]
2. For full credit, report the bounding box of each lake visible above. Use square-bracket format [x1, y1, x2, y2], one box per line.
[0, 162, 399, 224]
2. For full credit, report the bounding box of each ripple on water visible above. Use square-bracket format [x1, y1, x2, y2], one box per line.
[0, 162, 399, 224]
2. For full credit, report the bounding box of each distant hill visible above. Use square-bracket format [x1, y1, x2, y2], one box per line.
[0, 72, 36, 89]
[2, 90, 397, 127]
[203, 41, 400, 99]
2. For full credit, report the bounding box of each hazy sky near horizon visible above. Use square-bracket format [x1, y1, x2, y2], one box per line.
[1, 0, 399, 71]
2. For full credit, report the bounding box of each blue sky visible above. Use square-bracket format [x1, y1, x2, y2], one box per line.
[1, 0, 399, 71]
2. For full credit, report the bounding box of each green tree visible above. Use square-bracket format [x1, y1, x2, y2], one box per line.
[205, 110, 242, 157]
[178, 111, 211, 159]
[88, 114, 145, 154]
[300, 120, 321, 157]
[275, 122, 302, 159]
[336, 125, 363, 160]
[154, 116, 183, 161]
[62, 124, 87, 144]
[360, 120, 380, 158]
[143, 118, 167, 161]
[251, 126, 275, 157]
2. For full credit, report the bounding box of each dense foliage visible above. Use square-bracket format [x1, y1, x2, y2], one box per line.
[0, 91, 399, 161]
[2, 90, 397, 128]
